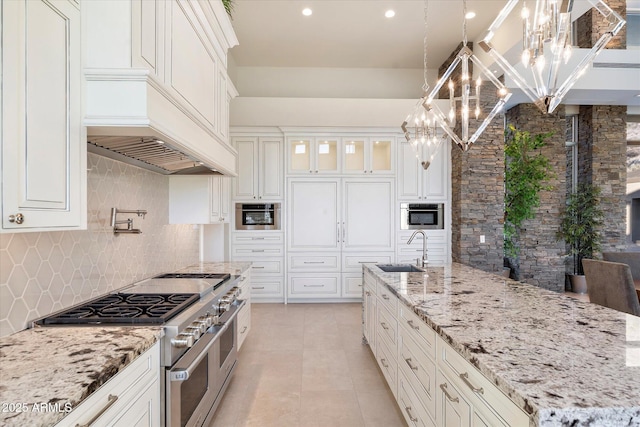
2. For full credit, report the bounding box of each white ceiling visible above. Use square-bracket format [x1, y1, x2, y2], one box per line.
[228, 0, 507, 69]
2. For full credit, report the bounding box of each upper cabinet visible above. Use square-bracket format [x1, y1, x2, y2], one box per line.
[1, 0, 86, 232]
[287, 136, 395, 176]
[398, 139, 450, 201]
[83, 0, 239, 175]
[233, 137, 284, 201]
[169, 175, 230, 224]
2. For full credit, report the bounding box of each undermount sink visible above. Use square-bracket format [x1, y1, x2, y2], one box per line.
[376, 264, 425, 273]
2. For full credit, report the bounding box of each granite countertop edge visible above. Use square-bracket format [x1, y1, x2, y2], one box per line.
[364, 262, 640, 427]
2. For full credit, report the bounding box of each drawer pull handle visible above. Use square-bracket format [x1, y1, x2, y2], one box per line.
[380, 322, 389, 330]
[252, 286, 265, 290]
[404, 406, 418, 423]
[76, 394, 118, 427]
[252, 266, 266, 269]
[304, 284, 324, 288]
[381, 294, 390, 300]
[460, 372, 484, 394]
[405, 357, 419, 371]
[241, 326, 248, 334]
[252, 237, 266, 240]
[365, 291, 371, 296]
[407, 320, 419, 330]
[380, 358, 389, 368]
[303, 261, 325, 264]
[251, 249, 265, 252]
[439, 383, 459, 403]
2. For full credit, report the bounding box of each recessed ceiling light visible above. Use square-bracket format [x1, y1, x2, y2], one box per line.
[465, 11, 476, 19]
[385, 10, 395, 18]
[302, 8, 312, 16]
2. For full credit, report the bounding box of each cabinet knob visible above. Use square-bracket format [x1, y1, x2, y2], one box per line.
[8, 213, 24, 224]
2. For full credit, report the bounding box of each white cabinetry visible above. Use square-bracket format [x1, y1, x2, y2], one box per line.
[169, 176, 230, 224]
[363, 271, 530, 427]
[1, 0, 86, 232]
[398, 139, 449, 201]
[84, 0, 238, 174]
[287, 136, 395, 176]
[287, 178, 394, 300]
[56, 343, 160, 427]
[397, 230, 449, 266]
[233, 137, 284, 201]
[231, 232, 285, 302]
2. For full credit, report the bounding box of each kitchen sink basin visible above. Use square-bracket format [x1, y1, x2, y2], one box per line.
[376, 264, 425, 273]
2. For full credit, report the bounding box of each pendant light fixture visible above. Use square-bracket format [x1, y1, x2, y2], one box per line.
[425, 0, 512, 152]
[401, 0, 446, 170]
[479, 0, 625, 114]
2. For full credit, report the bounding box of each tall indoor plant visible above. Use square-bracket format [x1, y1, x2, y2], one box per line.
[557, 183, 604, 293]
[504, 125, 554, 279]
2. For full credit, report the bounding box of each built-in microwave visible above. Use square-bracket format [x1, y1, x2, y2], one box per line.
[235, 203, 281, 230]
[400, 203, 444, 230]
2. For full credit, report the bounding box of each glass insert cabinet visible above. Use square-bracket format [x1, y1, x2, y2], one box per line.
[287, 137, 393, 175]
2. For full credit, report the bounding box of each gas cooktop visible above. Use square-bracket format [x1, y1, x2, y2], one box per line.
[36, 293, 200, 325]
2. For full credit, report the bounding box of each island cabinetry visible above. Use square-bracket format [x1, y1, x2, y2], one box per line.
[362, 269, 377, 352]
[236, 272, 252, 350]
[56, 342, 160, 427]
[287, 178, 394, 300]
[397, 139, 449, 201]
[2, 0, 86, 232]
[233, 136, 283, 201]
[169, 176, 230, 224]
[231, 232, 285, 302]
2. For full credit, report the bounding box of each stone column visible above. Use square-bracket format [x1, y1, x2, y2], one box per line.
[505, 104, 567, 291]
[576, 0, 626, 50]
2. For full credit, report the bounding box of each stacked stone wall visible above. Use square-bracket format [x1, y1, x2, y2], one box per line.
[576, 0, 626, 49]
[506, 104, 567, 291]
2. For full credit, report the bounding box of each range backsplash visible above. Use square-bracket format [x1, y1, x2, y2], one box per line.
[0, 153, 200, 338]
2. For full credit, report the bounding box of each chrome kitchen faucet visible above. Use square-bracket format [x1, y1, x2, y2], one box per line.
[407, 229, 428, 267]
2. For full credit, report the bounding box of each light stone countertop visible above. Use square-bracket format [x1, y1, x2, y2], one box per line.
[0, 326, 162, 427]
[0, 262, 251, 427]
[365, 262, 640, 427]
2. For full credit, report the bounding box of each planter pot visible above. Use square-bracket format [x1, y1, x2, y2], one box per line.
[569, 274, 588, 294]
[501, 267, 511, 278]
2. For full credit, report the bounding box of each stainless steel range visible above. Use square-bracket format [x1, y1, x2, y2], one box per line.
[33, 272, 243, 427]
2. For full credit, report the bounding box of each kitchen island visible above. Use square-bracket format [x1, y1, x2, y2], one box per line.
[365, 263, 640, 427]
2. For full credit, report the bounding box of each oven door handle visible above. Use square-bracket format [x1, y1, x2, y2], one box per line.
[169, 299, 246, 382]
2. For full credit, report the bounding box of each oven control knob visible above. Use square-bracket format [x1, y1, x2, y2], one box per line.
[230, 287, 240, 297]
[171, 334, 195, 348]
[192, 320, 208, 333]
[197, 315, 213, 328]
[184, 326, 202, 340]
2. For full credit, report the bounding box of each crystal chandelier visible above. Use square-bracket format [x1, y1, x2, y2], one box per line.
[425, 0, 512, 152]
[401, 0, 447, 170]
[479, 0, 625, 114]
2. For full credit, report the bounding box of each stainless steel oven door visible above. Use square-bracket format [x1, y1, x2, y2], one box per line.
[166, 299, 246, 427]
[235, 203, 281, 230]
[400, 203, 444, 230]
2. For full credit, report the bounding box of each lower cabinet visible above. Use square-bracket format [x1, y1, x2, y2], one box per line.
[56, 342, 160, 427]
[363, 269, 530, 427]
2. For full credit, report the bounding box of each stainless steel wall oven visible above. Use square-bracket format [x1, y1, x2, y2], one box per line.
[400, 203, 444, 230]
[235, 203, 281, 230]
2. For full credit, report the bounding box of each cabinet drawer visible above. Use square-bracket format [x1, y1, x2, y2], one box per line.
[398, 328, 436, 419]
[343, 253, 393, 272]
[398, 231, 446, 245]
[375, 331, 398, 398]
[376, 281, 398, 314]
[377, 304, 398, 350]
[399, 305, 436, 359]
[289, 274, 340, 297]
[342, 273, 364, 297]
[56, 343, 160, 427]
[248, 259, 283, 274]
[233, 246, 283, 257]
[237, 304, 251, 351]
[288, 254, 339, 271]
[232, 232, 284, 245]
[250, 278, 283, 297]
[437, 337, 529, 427]
[398, 371, 436, 427]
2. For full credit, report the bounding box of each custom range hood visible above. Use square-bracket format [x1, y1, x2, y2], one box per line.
[87, 135, 223, 175]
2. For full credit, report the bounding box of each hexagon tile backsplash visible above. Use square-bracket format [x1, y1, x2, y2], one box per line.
[0, 153, 200, 337]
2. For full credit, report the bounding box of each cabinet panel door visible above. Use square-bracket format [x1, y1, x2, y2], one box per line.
[436, 370, 471, 427]
[2, 0, 84, 230]
[342, 179, 394, 251]
[423, 140, 449, 200]
[234, 138, 257, 199]
[259, 138, 283, 200]
[288, 179, 339, 251]
[397, 143, 422, 200]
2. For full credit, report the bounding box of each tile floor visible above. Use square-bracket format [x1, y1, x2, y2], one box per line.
[209, 303, 406, 427]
